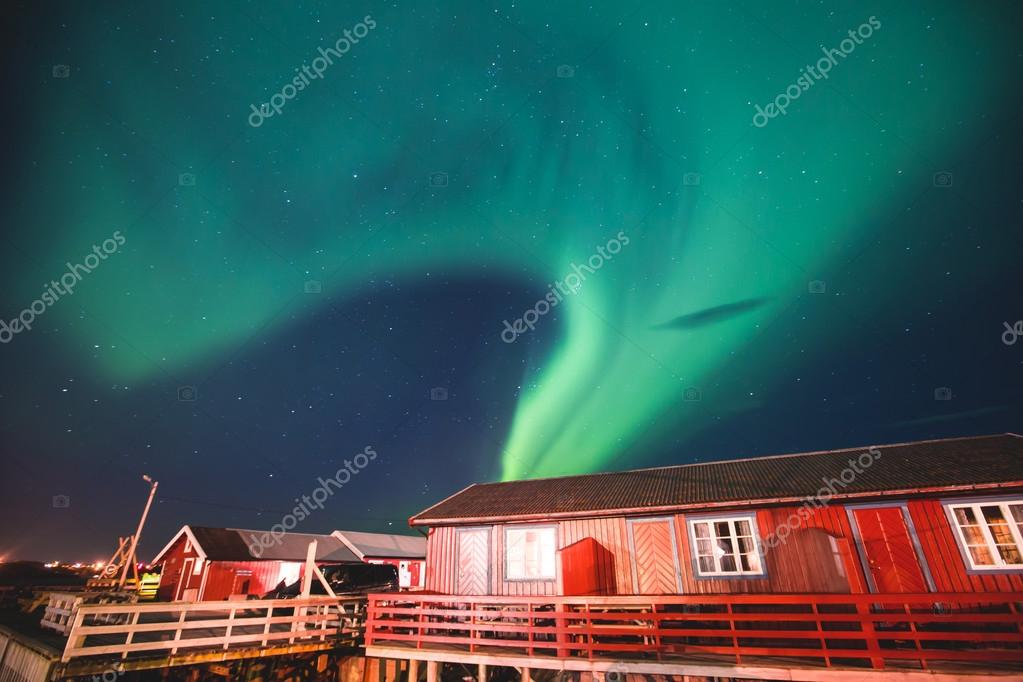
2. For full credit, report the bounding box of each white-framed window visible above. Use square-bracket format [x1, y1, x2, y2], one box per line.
[946, 500, 1023, 570]
[505, 525, 556, 580]
[688, 515, 764, 577]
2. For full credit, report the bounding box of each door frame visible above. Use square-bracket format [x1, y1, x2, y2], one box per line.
[175, 557, 194, 601]
[455, 526, 491, 595]
[626, 516, 683, 594]
[846, 501, 936, 593]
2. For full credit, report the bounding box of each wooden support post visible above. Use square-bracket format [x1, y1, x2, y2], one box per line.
[408, 659, 419, 682]
[262, 603, 273, 647]
[477, 662, 487, 682]
[426, 660, 439, 682]
[521, 666, 531, 682]
[223, 606, 236, 650]
[555, 602, 568, 657]
[170, 609, 187, 655]
[856, 601, 885, 669]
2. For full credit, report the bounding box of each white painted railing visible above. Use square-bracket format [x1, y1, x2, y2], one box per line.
[62, 597, 365, 663]
[41, 591, 138, 636]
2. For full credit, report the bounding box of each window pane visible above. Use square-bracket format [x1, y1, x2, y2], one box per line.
[961, 525, 986, 545]
[717, 538, 735, 556]
[740, 552, 761, 573]
[721, 556, 737, 572]
[1010, 505, 1023, 524]
[506, 527, 555, 579]
[698, 556, 715, 573]
[968, 545, 995, 566]
[735, 520, 752, 536]
[714, 522, 730, 537]
[694, 522, 710, 538]
[989, 523, 1015, 545]
[953, 507, 977, 526]
[997, 545, 1023, 565]
[982, 506, 1008, 524]
[737, 537, 756, 554]
[696, 539, 713, 556]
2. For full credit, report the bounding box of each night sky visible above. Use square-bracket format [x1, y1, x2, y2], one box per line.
[1, 1, 1021, 562]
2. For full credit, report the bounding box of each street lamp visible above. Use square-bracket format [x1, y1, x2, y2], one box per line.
[119, 475, 159, 590]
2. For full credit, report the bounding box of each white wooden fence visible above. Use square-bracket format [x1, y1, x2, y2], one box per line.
[61, 597, 365, 663]
[41, 591, 137, 636]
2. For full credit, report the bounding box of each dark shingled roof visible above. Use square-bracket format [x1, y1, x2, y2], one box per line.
[411, 434, 1023, 525]
[187, 527, 359, 562]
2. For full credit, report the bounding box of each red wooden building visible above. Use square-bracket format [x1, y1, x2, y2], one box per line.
[151, 525, 360, 601]
[333, 530, 426, 590]
[366, 433, 1023, 680]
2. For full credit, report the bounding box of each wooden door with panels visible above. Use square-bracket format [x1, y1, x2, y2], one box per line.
[628, 517, 682, 594]
[852, 506, 930, 593]
[456, 528, 490, 595]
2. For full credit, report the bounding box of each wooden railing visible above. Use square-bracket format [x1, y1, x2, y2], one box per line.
[62, 597, 366, 663]
[42, 591, 137, 635]
[366, 592, 1023, 671]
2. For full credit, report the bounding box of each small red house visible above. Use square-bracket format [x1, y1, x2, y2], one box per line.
[332, 530, 426, 590]
[151, 526, 359, 601]
[366, 434, 1023, 679]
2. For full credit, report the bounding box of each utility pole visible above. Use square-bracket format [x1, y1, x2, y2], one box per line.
[119, 475, 158, 590]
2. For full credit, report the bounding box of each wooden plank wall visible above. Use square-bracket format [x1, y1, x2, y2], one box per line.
[425, 519, 633, 595]
[908, 499, 1023, 593]
[423, 496, 1018, 597]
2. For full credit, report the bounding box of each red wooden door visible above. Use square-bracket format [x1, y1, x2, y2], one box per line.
[853, 507, 929, 593]
[456, 529, 490, 595]
[630, 519, 680, 594]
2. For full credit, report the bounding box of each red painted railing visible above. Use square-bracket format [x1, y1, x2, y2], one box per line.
[366, 592, 1023, 670]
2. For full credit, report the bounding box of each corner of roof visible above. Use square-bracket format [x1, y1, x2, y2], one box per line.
[410, 483, 479, 525]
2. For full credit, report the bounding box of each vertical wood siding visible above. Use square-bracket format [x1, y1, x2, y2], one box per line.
[422, 495, 1023, 596]
[908, 499, 1023, 593]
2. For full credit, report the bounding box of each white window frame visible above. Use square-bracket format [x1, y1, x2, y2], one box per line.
[504, 525, 557, 581]
[946, 499, 1023, 571]
[687, 514, 766, 578]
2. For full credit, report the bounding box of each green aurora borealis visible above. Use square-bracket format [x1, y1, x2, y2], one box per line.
[5, 1, 1022, 488]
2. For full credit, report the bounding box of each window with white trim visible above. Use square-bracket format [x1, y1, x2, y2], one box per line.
[947, 500, 1023, 570]
[505, 526, 556, 580]
[689, 515, 764, 577]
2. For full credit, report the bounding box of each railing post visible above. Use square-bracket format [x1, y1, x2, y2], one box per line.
[585, 602, 593, 660]
[812, 602, 830, 668]
[62, 606, 87, 662]
[855, 599, 885, 669]
[122, 609, 141, 658]
[904, 601, 926, 670]
[470, 600, 477, 653]
[262, 602, 273, 647]
[555, 600, 568, 658]
[652, 601, 661, 660]
[224, 605, 235, 650]
[416, 597, 426, 649]
[526, 602, 534, 657]
[170, 608, 187, 655]
[722, 602, 739, 665]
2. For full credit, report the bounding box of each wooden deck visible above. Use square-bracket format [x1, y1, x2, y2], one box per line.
[2, 595, 367, 679]
[366, 592, 1023, 681]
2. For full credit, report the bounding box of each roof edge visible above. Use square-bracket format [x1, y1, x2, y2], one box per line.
[409, 480, 1023, 527]
[409, 482, 478, 525]
[151, 524, 207, 564]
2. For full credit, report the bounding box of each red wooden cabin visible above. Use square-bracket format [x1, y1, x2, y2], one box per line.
[366, 433, 1023, 680]
[333, 530, 426, 590]
[152, 525, 359, 601]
